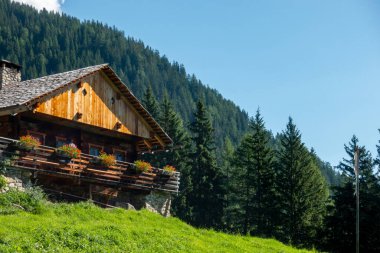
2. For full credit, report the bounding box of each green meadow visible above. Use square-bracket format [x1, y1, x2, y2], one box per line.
[0, 190, 314, 253]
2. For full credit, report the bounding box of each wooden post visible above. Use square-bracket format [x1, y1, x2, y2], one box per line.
[89, 184, 93, 200]
[354, 148, 359, 253]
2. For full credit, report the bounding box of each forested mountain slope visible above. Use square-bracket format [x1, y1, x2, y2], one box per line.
[0, 0, 249, 148]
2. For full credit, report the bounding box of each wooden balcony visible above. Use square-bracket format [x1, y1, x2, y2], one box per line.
[0, 137, 180, 193]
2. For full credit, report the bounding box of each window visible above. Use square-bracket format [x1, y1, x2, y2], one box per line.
[27, 130, 45, 145]
[113, 149, 126, 162]
[56, 137, 67, 148]
[89, 144, 103, 156]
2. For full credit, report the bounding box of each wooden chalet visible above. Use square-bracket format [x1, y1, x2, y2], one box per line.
[0, 60, 179, 215]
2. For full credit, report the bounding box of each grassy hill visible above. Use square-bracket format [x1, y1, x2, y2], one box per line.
[0, 196, 314, 252]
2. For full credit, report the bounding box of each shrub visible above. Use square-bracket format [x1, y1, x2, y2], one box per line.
[98, 152, 116, 167]
[134, 160, 152, 173]
[0, 158, 13, 174]
[57, 144, 81, 159]
[0, 175, 6, 189]
[162, 165, 176, 175]
[18, 135, 40, 150]
[0, 187, 46, 214]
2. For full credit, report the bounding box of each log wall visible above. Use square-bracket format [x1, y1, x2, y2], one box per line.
[17, 116, 137, 162]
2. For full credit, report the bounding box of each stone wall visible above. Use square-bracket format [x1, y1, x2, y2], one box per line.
[32, 178, 173, 217]
[0, 167, 32, 193]
[113, 190, 172, 217]
[0, 167, 173, 216]
[144, 192, 172, 217]
[0, 64, 21, 89]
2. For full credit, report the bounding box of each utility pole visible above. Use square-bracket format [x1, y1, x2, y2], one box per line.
[354, 148, 359, 253]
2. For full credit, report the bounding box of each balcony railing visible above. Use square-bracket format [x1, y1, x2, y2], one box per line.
[0, 137, 180, 193]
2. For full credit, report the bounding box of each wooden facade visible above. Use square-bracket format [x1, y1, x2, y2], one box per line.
[34, 72, 151, 139]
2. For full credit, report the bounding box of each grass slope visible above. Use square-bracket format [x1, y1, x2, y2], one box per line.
[0, 202, 314, 253]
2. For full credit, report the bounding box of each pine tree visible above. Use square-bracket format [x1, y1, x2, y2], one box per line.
[322, 136, 380, 253]
[275, 117, 328, 247]
[158, 93, 188, 156]
[139, 86, 161, 167]
[310, 148, 341, 187]
[157, 93, 193, 221]
[229, 110, 276, 236]
[220, 137, 235, 231]
[230, 132, 254, 234]
[249, 110, 277, 237]
[188, 101, 224, 228]
[142, 86, 160, 120]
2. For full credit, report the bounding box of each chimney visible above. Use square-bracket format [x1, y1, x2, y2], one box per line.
[0, 60, 21, 89]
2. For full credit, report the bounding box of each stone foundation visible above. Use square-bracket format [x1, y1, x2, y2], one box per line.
[0, 167, 32, 192]
[113, 190, 172, 217]
[144, 192, 172, 217]
[0, 168, 173, 216]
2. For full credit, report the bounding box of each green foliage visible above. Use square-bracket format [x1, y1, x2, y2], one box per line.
[0, 202, 314, 252]
[220, 137, 235, 230]
[272, 134, 341, 186]
[187, 101, 225, 228]
[0, 0, 249, 154]
[138, 92, 193, 220]
[274, 118, 329, 247]
[18, 135, 41, 150]
[56, 144, 81, 159]
[0, 176, 6, 190]
[227, 110, 277, 237]
[0, 187, 46, 214]
[142, 86, 160, 120]
[321, 136, 380, 253]
[134, 160, 153, 173]
[310, 148, 341, 187]
[158, 92, 189, 155]
[140, 93, 190, 168]
[98, 152, 117, 167]
[337, 136, 374, 182]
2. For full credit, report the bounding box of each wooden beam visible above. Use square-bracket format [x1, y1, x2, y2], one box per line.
[153, 135, 165, 149]
[0, 105, 29, 117]
[143, 140, 152, 149]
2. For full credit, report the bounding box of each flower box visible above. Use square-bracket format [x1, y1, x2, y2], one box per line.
[17, 135, 40, 151]
[134, 160, 152, 173]
[97, 152, 116, 168]
[162, 165, 176, 176]
[56, 145, 81, 163]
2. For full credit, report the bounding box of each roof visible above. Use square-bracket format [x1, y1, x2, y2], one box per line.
[0, 64, 107, 108]
[0, 59, 21, 70]
[0, 64, 172, 146]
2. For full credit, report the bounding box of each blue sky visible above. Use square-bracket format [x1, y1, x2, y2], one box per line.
[21, 0, 380, 166]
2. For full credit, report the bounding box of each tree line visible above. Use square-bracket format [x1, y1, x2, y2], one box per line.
[142, 86, 380, 252]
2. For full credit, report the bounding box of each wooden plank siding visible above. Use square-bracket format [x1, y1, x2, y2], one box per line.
[35, 72, 151, 139]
